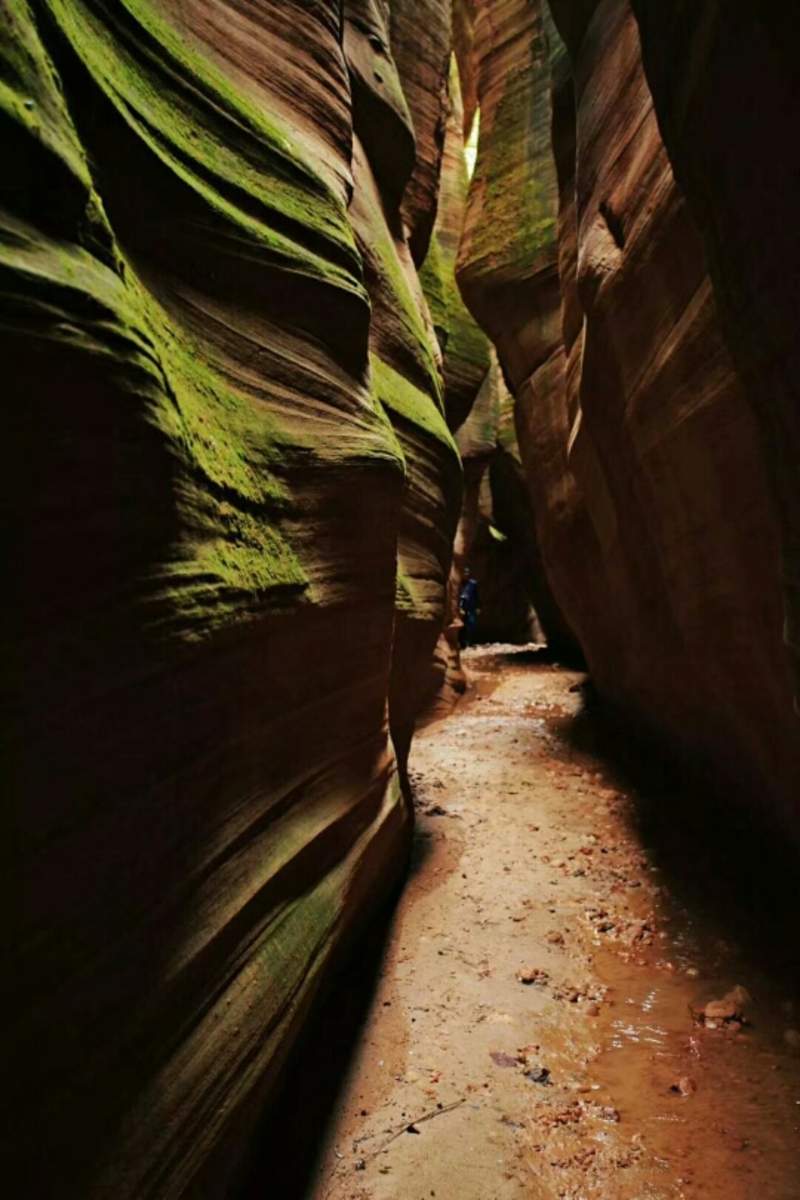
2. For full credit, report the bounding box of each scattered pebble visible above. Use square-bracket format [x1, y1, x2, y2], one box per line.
[516, 966, 549, 985]
[524, 1066, 552, 1085]
[670, 1077, 697, 1096]
[516, 1044, 540, 1064]
[490, 1050, 518, 1068]
[704, 998, 739, 1022]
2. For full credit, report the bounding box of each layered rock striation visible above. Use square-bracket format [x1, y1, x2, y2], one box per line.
[389, 0, 451, 266]
[455, 0, 583, 659]
[421, 55, 491, 434]
[345, 0, 462, 773]
[457, 0, 800, 832]
[2, 1, 457, 1196]
[628, 2, 800, 715]
[453, 354, 547, 645]
[6, 2, 800, 1195]
[414, 41, 490, 704]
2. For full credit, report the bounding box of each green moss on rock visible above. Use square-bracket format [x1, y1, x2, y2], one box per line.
[46, 0, 366, 296]
[420, 53, 490, 428]
[370, 354, 458, 459]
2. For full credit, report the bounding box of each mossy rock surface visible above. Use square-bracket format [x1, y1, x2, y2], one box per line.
[1, 5, 434, 1198]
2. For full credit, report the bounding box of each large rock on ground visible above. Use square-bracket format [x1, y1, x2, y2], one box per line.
[2, 1, 456, 1195]
[457, 0, 800, 833]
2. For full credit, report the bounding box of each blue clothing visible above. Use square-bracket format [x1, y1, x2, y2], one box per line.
[459, 577, 480, 647]
[459, 577, 480, 616]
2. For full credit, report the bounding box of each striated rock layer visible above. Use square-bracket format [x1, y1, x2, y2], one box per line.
[627, 2, 800, 712]
[414, 42, 490, 706]
[453, 355, 546, 645]
[390, 0, 451, 266]
[455, 0, 582, 659]
[458, 0, 800, 833]
[2, 2, 456, 1196]
[421, 55, 490, 434]
[345, 0, 461, 775]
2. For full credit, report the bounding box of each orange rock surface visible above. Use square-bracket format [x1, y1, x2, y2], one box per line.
[458, 0, 800, 832]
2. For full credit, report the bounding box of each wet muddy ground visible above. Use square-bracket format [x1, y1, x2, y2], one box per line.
[241, 646, 800, 1199]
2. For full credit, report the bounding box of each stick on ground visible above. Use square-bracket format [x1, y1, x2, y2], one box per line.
[372, 1098, 466, 1155]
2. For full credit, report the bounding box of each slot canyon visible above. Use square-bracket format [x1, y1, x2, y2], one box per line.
[3, 2, 799, 1198]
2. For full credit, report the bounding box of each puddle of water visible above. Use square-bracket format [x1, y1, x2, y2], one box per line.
[591, 939, 800, 1198]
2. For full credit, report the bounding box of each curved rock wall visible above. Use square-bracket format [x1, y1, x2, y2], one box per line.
[413, 42, 490, 707]
[421, 55, 491, 434]
[458, 0, 800, 833]
[627, 2, 800, 713]
[345, 0, 462, 774]
[7, 1, 799, 1191]
[453, 355, 545, 645]
[389, 0, 451, 266]
[2, 2, 456, 1195]
[455, 0, 582, 658]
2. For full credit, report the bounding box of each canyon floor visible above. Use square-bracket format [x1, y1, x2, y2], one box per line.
[246, 646, 800, 1200]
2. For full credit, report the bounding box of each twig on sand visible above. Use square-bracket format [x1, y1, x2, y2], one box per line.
[372, 1098, 466, 1156]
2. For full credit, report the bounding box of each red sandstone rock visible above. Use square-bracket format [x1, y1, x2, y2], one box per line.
[422, 55, 491, 434]
[345, 0, 462, 777]
[549, 0, 800, 832]
[2, 2, 456, 1196]
[391, 0, 452, 264]
[458, 0, 800, 834]
[629, 1, 800, 726]
[454, 0, 583, 657]
[452, 355, 555, 644]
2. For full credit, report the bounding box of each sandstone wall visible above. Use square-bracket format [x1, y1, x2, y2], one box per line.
[345, 0, 462, 775]
[457, 0, 800, 832]
[2, 2, 456, 1195]
[627, 2, 800, 714]
[421, 55, 491, 434]
[390, 0, 451, 265]
[413, 41, 490, 705]
[453, 355, 546, 645]
[454, 0, 582, 659]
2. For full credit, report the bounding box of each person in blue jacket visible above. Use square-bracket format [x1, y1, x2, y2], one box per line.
[458, 566, 481, 648]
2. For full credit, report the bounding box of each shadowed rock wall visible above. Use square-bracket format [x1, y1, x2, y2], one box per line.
[457, 0, 800, 833]
[345, 0, 462, 775]
[390, 0, 451, 265]
[7, 1, 800, 1192]
[2, 1, 457, 1195]
[414, 41, 491, 707]
[421, 54, 491, 434]
[627, 2, 800, 713]
[453, 355, 545, 645]
[454, 0, 583, 660]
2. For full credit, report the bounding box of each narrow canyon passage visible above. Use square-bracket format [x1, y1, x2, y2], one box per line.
[265, 648, 800, 1200]
[6, 3, 800, 1194]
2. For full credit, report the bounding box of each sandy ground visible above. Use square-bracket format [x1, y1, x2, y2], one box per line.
[305, 648, 800, 1200]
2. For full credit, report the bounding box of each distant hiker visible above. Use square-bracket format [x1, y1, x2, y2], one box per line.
[458, 566, 481, 648]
